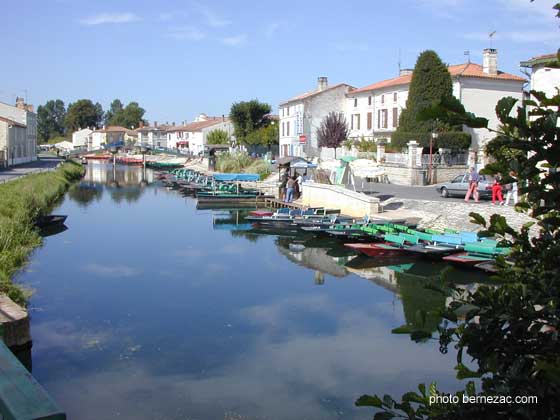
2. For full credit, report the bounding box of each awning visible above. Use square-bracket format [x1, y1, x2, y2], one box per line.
[176, 141, 188, 146]
[291, 161, 317, 169]
[214, 173, 260, 182]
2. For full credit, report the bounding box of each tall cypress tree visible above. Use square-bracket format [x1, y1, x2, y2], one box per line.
[397, 50, 453, 134]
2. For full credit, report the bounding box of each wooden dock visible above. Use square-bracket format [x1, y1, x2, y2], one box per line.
[263, 198, 304, 210]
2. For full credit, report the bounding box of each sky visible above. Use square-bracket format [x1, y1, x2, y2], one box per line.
[1, 0, 558, 124]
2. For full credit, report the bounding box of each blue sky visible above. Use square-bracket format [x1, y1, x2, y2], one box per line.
[1, 0, 558, 124]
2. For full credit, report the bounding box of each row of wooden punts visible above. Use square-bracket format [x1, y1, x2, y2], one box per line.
[155, 168, 509, 274]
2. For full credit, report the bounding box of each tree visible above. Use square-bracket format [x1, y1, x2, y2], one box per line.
[104, 99, 124, 126]
[229, 100, 272, 144]
[244, 123, 279, 150]
[37, 99, 66, 142]
[65, 100, 104, 132]
[396, 50, 454, 137]
[207, 129, 231, 145]
[317, 112, 349, 159]
[105, 99, 146, 129]
[356, 51, 560, 419]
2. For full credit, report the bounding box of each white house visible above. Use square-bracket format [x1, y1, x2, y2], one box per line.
[520, 53, 560, 101]
[72, 128, 93, 150]
[0, 97, 37, 166]
[346, 49, 526, 162]
[136, 123, 172, 149]
[279, 77, 354, 159]
[87, 126, 135, 150]
[166, 114, 233, 155]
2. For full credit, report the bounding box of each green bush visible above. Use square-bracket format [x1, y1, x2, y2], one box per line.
[0, 161, 84, 306]
[391, 131, 470, 149]
[244, 159, 271, 180]
[216, 152, 253, 173]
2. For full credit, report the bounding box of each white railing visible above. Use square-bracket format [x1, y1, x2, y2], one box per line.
[383, 152, 408, 165]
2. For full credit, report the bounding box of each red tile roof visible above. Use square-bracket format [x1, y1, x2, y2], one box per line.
[350, 63, 525, 94]
[280, 83, 355, 105]
[93, 125, 135, 134]
[0, 116, 26, 128]
[166, 118, 228, 133]
[520, 53, 558, 68]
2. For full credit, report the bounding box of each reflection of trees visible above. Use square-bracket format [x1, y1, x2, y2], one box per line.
[109, 188, 144, 204]
[67, 183, 104, 208]
[229, 230, 263, 243]
[396, 265, 450, 335]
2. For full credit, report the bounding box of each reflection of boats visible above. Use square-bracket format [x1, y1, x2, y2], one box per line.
[345, 255, 418, 269]
[35, 215, 67, 229]
[38, 223, 68, 237]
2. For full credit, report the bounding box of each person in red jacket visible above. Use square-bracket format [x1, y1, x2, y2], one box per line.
[492, 173, 504, 205]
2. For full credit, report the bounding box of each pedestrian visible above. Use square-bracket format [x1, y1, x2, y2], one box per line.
[285, 176, 296, 203]
[296, 172, 303, 197]
[464, 166, 480, 202]
[491, 173, 504, 205]
[505, 170, 519, 205]
[279, 171, 288, 201]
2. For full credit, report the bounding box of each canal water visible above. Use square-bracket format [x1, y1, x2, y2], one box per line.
[18, 162, 484, 420]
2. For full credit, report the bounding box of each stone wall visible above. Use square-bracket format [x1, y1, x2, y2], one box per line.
[301, 182, 380, 216]
[380, 164, 468, 185]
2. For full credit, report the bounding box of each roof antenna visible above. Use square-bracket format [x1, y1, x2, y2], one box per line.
[489, 30, 496, 49]
[464, 50, 470, 63]
[398, 48, 402, 74]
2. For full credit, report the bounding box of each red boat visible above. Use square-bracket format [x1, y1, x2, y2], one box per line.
[442, 252, 493, 266]
[344, 242, 405, 257]
[83, 154, 110, 160]
[117, 157, 143, 165]
[249, 210, 274, 217]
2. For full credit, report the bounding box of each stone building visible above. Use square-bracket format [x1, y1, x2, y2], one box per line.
[278, 78, 354, 159]
[0, 98, 37, 167]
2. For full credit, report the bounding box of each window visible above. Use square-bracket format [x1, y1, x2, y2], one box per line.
[286, 121, 290, 136]
[367, 112, 372, 130]
[377, 110, 381, 129]
[368, 96, 372, 106]
[282, 122, 285, 136]
[356, 114, 360, 130]
[381, 94, 385, 104]
[354, 98, 358, 107]
[351, 114, 360, 130]
[381, 109, 388, 128]
[393, 92, 397, 102]
[392, 108, 398, 128]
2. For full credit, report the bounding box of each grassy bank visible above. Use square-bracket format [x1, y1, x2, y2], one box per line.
[216, 152, 271, 180]
[0, 161, 84, 306]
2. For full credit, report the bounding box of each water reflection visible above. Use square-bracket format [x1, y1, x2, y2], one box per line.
[22, 164, 481, 420]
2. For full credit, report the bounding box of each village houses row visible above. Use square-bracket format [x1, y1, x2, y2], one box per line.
[278, 49, 559, 163]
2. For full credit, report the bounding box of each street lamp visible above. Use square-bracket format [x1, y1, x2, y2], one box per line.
[429, 128, 438, 184]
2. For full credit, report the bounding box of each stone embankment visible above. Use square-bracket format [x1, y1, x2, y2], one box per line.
[385, 199, 536, 234]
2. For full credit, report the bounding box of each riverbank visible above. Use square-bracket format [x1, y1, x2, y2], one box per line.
[0, 160, 84, 306]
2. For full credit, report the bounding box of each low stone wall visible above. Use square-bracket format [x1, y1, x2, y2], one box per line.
[0, 294, 31, 348]
[380, 164, 468, 185]
[301, 182, 380, 216]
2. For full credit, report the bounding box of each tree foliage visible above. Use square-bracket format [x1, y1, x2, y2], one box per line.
[105, 99, 146, 129]
[317, 112, 349, 158]
[397, 50, 456, 135]
[207, 129, 231, 145]
[64, 99, 104, 132]
[244, 123, 279, 149]
[37, 99, 66, 142]
[229, 100, 272, 144]
[357, 48, 560, 419]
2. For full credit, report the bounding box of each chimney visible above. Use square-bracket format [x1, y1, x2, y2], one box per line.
[15, 97, 25, 110]
[172, 122, 175, 126]
[482, 48, 498, 75]
[399, 68, 413, 77]
[317, 77, 328, 91]
[139, 121, 144, 128]
[222, 114, 225, 121]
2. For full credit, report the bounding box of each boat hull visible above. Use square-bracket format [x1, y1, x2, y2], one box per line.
[344, 242, 404, 257]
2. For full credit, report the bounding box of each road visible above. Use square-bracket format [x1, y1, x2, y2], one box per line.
[357, 182, 488, 203]
[0, 156, 63, 184]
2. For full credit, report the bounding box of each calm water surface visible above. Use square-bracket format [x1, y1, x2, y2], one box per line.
[17, 162, 485, 420]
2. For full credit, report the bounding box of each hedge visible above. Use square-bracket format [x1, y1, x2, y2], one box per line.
[391, 131, 471, 150]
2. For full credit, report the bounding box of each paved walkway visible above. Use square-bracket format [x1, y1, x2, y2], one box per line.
[0, 157, 63, 184]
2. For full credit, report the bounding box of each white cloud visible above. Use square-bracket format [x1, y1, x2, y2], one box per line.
[168, 26, 206, 41]
[199, 6, 231, 27]
[464, 30, 560, 43]
[265, 23, 280, 38]
[80, 13, 141, 26]
[83, 263, 140, 278]
[221, 34, 247, 47]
